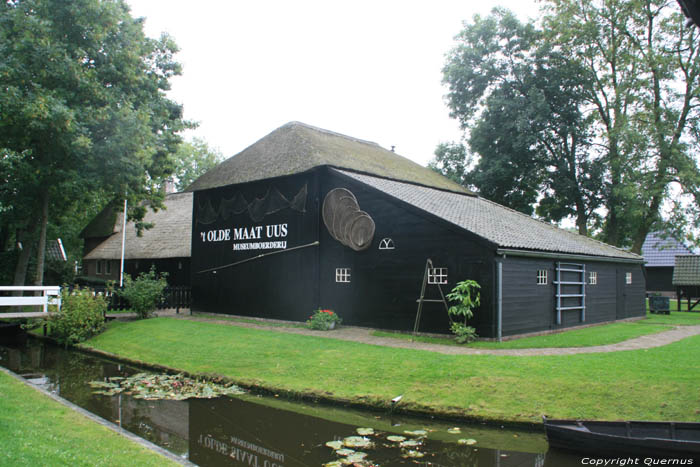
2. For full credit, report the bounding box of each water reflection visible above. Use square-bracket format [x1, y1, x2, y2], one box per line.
[0, 338, 582, 466]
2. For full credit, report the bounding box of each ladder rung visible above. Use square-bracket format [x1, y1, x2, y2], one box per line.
[557, 268, 584, 272]
[557, 306, 584, 311]
[559, 294, 584, 298]
[553, 281, 585, 285]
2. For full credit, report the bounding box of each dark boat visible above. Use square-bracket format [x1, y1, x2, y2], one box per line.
[543, 417, 700, 459]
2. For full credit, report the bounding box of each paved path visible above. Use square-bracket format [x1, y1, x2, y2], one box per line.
[168, 312, 700, 356]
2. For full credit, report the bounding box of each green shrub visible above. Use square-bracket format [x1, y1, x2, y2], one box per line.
[49, 287, 107, 347]
[117, 267, 167, 319]
[306, 309, 342, 330]
[445, 279, 480, 344]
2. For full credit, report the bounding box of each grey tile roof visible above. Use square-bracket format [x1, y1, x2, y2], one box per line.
[641, 231, 693, 267]
[673, 255, 700, 285]
[84, 192, 192, 260]
[337, 170, 641, 260]
[186, 122, 470, 194]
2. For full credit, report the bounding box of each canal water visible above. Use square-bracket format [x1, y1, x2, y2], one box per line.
[0, 338, 582, 466]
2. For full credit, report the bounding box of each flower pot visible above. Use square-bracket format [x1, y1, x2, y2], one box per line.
[327, 322, 336, 330]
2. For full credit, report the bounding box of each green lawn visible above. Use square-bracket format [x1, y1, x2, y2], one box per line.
[83, 318, 700, 424]
[0, 370, 178, 467]
[373, 321, 671, 349]
[642, 310, 700, 325]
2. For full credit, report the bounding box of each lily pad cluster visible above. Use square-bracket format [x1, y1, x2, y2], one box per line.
[89, 373, 245, 400]
[323, 425, 479, 465]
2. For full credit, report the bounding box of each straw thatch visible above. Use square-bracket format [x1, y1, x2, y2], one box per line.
[185, 121, 471, 194]
[83, 192, 192, 260]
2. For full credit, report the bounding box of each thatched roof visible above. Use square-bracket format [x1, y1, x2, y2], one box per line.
[338, 169, 642, 260]
[83, 192, 192, 260]
[186, 121, 471, 194]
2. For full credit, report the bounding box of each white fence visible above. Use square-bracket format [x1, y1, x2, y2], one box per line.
[0, 286, 61, 317]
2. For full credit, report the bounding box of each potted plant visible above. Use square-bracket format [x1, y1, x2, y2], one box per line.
[306, 309, 342, 330]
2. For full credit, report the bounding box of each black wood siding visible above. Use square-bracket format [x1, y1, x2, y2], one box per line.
[320, 170, 496, 335]
[501, 258, 646, 336]
[191, 172, 320, 321]
[644, 266, 674, 292]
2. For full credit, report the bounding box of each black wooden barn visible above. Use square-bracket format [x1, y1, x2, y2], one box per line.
[187, 122, 645, 338]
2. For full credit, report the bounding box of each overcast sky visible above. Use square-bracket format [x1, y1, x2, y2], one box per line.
[126, 1, 540, 166]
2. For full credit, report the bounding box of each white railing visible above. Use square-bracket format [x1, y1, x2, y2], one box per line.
[0, 286, 62, 314]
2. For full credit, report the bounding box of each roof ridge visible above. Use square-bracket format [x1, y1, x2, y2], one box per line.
[333, 167, 475, 197]
[285, 121, 381, 148]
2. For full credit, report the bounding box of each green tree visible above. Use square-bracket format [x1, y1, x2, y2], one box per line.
[0, 0, 191, 286]
[544, 0, 700, 252]
[172, 138, 223, 191]
[439, 9, 604, 232]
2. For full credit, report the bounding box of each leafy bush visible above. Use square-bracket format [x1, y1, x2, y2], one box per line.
[116, 267, 168, 319]
[445, 279, 480, 343]
[49, 287, 106, 347]
[306, 309, 342, 330]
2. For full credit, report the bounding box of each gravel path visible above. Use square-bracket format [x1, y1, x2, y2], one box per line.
[163, 311, 700, 356]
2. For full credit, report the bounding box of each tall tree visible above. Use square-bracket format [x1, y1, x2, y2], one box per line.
[439, 9, 604, 233]
[0, 0, 190, 285]
[172, 138, 224, 191]
[544, 0, 700, 251]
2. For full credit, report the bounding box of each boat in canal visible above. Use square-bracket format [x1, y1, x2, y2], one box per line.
[543, 417, 700, 458]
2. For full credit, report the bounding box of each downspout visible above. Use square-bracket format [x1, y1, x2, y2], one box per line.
[497, 254, 504, 342]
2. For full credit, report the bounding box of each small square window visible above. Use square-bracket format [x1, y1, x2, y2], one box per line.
[589, 271, 597, 285]
[336, 268, 351, 283]
[428, 267, 448, 285]
[626, 272, 632, 285]
[537, 269, 547, 285]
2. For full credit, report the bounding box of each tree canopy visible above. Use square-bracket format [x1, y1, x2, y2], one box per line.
[436, 1, 700, 252]
[0, 0, 191, 285]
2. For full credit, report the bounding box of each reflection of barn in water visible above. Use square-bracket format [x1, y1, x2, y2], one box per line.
[188, 122, 645, 338]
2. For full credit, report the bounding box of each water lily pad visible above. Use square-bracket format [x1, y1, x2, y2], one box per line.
[400, 439, 422, 447]
[356, 427, 374, 436]
[89, 373, 245, 400]
[458, 438, 477, 445]
[342, 436, 372, 449]
[386, 435, 406, 442]
[335, 448, 354, 456]
[345, 452, 367, 462]
[403, 450, 425, 458]
[323, 462, 343, 467]
[325, 440, 343, 450]
[447, 427, 461, 434]
[403, 429, 427, 436]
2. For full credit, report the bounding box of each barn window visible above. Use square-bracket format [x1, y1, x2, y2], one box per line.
[537, 269, 548, 285]
[378, 238, 395, 250]
[589, 271, 597, 285]
[105, 261, 112, 275]
[96, 261, 103, 275]
[335, 268, 351, 283]
[626, 272, 632, 284]
[428, 267, 448, 285]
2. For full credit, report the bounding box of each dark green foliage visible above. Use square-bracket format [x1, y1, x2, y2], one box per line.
[173, 138, 224, 191]
[0, 0, 191, 286]
[445, 280, 480, 344]
[117, 267, 167, 319]
[49, 287, 107, 347]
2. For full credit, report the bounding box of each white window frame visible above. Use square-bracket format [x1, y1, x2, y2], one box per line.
[428, 267, 448, 285]
[537, 269, 547, 285]
[335, 268, 351, 283]
[589, 271, 597, 285]
[626, 272, 632, 285]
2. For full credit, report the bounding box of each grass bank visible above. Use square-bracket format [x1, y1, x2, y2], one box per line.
[83, 318, 700, 424]
[0, 370, 178, 466]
